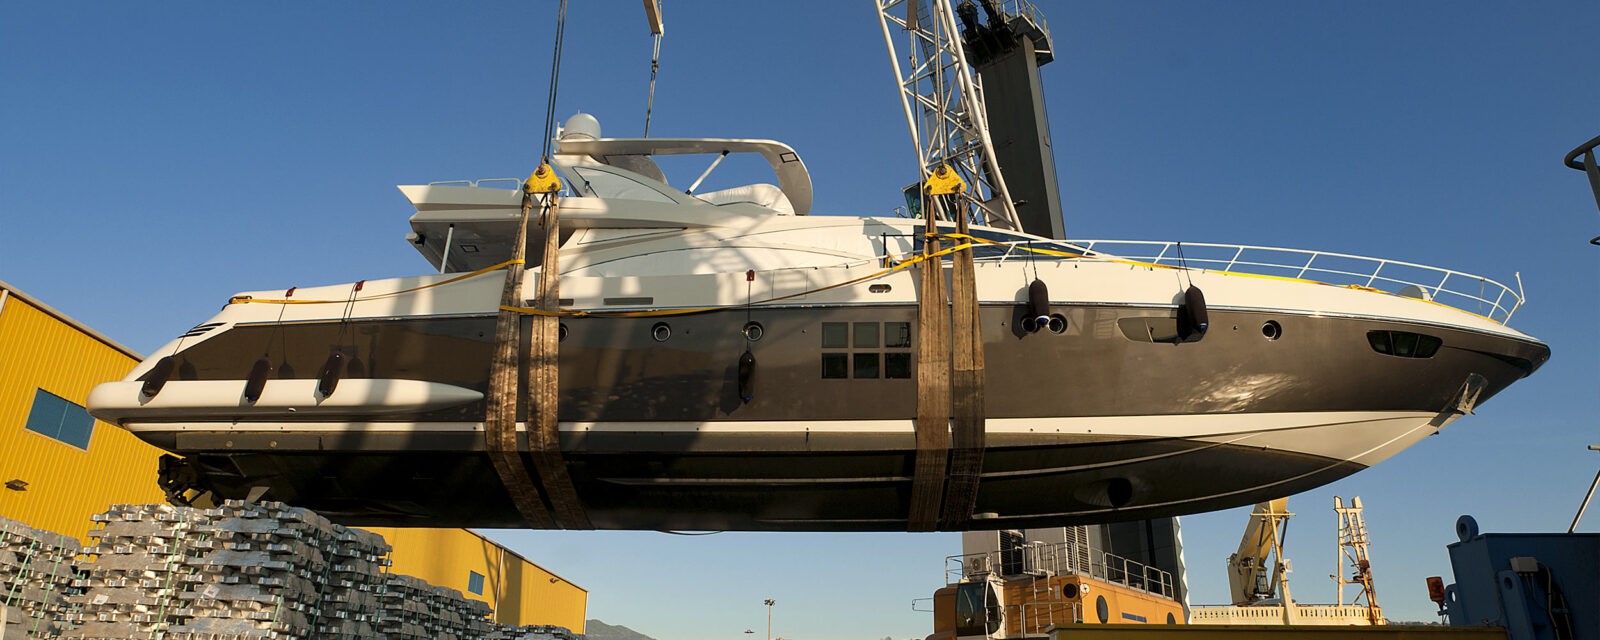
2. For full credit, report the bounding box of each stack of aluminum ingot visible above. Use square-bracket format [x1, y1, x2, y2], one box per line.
[163, 500, 390, 640]
[17, 502, 562, 640]
[376, 575, 492, 640]
[1, 515, 81, 640]
[484, 624, 584, 640]
[63, 503, 205, 640]
[61, 501, 393, 640]
[313, 525, 389, 639]
[374, 575, 430, 639]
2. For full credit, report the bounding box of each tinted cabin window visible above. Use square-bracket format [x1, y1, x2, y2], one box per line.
[955, 582, 1001, 638]
[853, 322, 880, 348]
[820, 322, 912, 379]
[821, 353, 848, 379]
[886, 322, 912, 348]
[1368, 331, 1442, 358]
[885, 353, 912, 379]
[821, 323, 848, 348]
[1119, 317, 1181, 343]
[853, 353, 880, 379]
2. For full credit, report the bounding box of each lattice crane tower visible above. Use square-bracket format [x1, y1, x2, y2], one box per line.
[875, 0, 1021, 231]
[1334, 496, 1384, 625]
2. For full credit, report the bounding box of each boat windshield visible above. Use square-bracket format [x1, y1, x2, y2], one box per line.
[563, 164, 686, 204]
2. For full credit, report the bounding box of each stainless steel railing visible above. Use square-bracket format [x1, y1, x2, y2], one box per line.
[973, 238, 1525, 324]
[947, 540, 1175, 599]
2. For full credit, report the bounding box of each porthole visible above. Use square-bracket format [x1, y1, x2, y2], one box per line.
[651, 322, 671, 342]
[1047, 314, 1068, 334]
[558, 323, 568, 342]
[743, 321, 764, 342]
[1262, 320, 1282, 340]
[1096, 595, 1109, 623]
[869, 284, 892, 293]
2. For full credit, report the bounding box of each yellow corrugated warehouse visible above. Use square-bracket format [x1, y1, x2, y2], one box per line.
[371, 527, 588, 631]
[0, 280, 586, 630]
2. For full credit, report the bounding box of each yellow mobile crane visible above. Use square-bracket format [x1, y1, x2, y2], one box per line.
[1229, 499, 1295, 615]
[1191, 497, 1384, 625]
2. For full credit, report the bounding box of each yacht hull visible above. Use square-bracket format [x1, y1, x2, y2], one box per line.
[128, 411, 1428, 531]
[104, 301, 1546, 530]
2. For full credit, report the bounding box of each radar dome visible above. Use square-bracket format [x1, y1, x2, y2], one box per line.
[560, 113, 601, 141]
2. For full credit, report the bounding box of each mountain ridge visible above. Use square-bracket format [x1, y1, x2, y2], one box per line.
[585, 619, 660, 640]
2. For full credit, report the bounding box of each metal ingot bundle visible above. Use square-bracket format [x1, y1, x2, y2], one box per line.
[15, 502, 541, 640]
[64, 503, 204, 640]
[2, 515, 81, 640]
[484, 624, 584, 640]
[376, 575, 494, 640]
[165, 500, 388, 640]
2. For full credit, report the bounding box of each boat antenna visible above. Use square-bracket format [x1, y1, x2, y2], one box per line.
[540, 0, 571, 164]
[643, 0, 665, 137]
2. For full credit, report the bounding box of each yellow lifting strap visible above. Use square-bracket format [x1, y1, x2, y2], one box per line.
[524, 163, 563, 194]
[924, 165, 966, 196]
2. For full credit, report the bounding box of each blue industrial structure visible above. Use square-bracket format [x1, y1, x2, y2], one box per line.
[1443, 515, 1599, 639]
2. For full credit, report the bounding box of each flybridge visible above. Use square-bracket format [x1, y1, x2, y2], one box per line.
[554, 136, 814, 216]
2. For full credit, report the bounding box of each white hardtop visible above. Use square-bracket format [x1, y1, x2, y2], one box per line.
[554, 137, 812, 215]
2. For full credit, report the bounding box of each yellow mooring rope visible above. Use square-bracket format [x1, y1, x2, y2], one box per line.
[224, 233, 1491, 321]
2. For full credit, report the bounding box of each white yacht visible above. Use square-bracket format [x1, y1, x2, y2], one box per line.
[88, 115, 1547, 531]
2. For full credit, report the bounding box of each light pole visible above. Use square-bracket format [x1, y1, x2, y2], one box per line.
[763, 599, 776, 640]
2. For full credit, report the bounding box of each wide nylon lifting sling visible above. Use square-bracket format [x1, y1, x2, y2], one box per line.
[908, 168, 988, 531]
[484, 169, 591, 530]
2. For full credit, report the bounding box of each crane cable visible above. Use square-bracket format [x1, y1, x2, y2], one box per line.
[484, 0, 586, 531]
[644, 30, 663, 138]
[524, 0, 593, 529]
[539, 0, 570, 164]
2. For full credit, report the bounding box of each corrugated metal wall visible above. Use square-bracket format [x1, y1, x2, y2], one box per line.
[0, 285, 588, 629]
[0, 291, 164, 539]
[368, 526, 589, 632]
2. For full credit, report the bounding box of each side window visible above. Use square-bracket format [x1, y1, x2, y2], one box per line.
[24, 389, 94, 450]
[821, 322, 912, 379]
[467, 570, 486, 596]
[1367, 330, 1442, 358]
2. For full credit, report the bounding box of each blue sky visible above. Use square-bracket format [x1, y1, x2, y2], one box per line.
[3, 1, 1598, 638]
